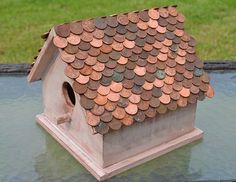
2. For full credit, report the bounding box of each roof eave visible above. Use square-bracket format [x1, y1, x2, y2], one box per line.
[27, 28, 57, 82]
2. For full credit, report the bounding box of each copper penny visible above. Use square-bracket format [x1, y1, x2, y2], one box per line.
[94, 94, 108, 106]
[55, 23, 70, 37]
[60, 51, 75, 63]
[153, 79, 164, 88]
[94, 17, 107, 30]
[121, 114, 134, 126]
[134, 111, 146, 122]
[199, 83, 209, 92]
[164, 76, 174, 85]
[147, 19, 158, 29]
[88, 80, 100, 90]
[76, 74, 89, 84]
[91, 104, 105, 116]
[188, 93, 198, 104]
[53, 36, 68, 48]
[112, 42, 124, 52]
[93, 62, 105, 72]
[137, 21, 148, 30]
[148, 8, 159, 20]
[134, 66, 146, 76]
[190, 85, 200, 94]
[139, 10, 149, 22]
[93, 29, 104, 39]
[143, 81, 153, 90]
[128, 12, 139, 23]
[67, 33, 81, 45]
[165, 66, 176, 76]
[156, 104, 167, 114]
[145, 107, 156, 118]
[129, 94, 141, 104]
[108, 118, 122, 130]
[201, 72, 210, 83]
[173, 81, 183, 91]
[71, 59, 84, 69]
[161, 84, 173, 94]
[107, 92, 120, 102]
[100, 111, 113, 123]
[64, 65, 80, 79]
[73, 81, 87, 94]
[179, 87, 190, 97]
[159, 93, 171, 104]
[64, 44, 78, 54]
[168, 6, 178, 16]
[104, 101, 117, 112]
[138, 100, 149, 111]
[80, 95, 95, 110]
[75, 51, 88, 60]
[79, 65, 92, 76]
[177, 96, 188, 107]
[106, 16, 118, 28]
[110, 82, 123, 92]
[141, 90, 152, 101]
[206, 85, 214, 98]
[123, 39, 135, 49]
[152, 86, 162, 97]
[90, 38, 103, 48]
[150, 97, 160, 108]
[167, 100, 177, 111]
[97, 85, 110, 96]
[170, 91, 180, 101]
[112, 107, 126, 119]
[81, 32, 93, 42]
[86, 111, 100, 126]
[117, 56, 128, 65]
[176, 13, 185, 23]
[118, 97, 129, 108]
[84, 89, 97, 99]
[100, 44, 112, 53]
[70, 21, 83, 35]
[117, 14, 129, 25]
[120, 88, 132, 98]
[82, 20, 95, 32]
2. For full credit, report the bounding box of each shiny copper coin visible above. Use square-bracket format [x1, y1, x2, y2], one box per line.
[117, 56, 128, 65]
[176, 13, 185, 23]
[112, 107, 126, 119]
[67, 33, 81, 45]
[134, 66, 146, 76]
[64, 65, 80, 79]
[107, 92, 120, 102]
[137, 21, 148, 30]
[164, 76, 174, 85]
[123, 39, 135, 49]
[206, 85, 214, 98]
[76, 74, 89, 84]
[97, 85, 110, 96]
[110, 82, 123, 92]
[147, 19, 158, 28]
[143, 81, 153, 90]
[94, 94, 108, 106]
[161, 84, 173, 94]
[82, 20, 95, 32]
[108, 118, 122, 130]
[92, 62, 105, 72]
[60, 51, 75, 63]
[53, 36, 68, 48]
[128, 12, 139, 23]
[112, 42, 124, 52]
[156, 104, 167, 114]
[124, 103, 138, 115]
[177, 96, 187, 107]
[153, 79, 164, 88]
[104, 101, 117, 112]
[79, 65, 92, 76]
[148, 8, 159, 19]
[121, 115, 134, 126]
[179, 87, 190, 97]
[91, 104, 105, 116]
[90, 38, 103, 48]
[159, 93, 171, 104]
[73, 81, 87, 94]
[86, 111, 100, 126]
[89, 70, 102, 80]
[80, 95, 95, 110]
[134, 111, 146, 122]
[100, 44, 112, 53]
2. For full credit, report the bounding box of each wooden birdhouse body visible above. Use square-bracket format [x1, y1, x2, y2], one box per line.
[28, 5, 214, 181]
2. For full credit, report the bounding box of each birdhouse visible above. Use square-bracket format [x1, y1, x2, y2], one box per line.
[28, 5, 214, 181]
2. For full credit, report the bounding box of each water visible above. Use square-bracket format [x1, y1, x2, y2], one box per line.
[0, 72, 236, 182]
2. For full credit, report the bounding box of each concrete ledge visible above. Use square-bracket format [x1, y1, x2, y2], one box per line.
[1, 62, 236, 75]
[36, 113, 203, 181]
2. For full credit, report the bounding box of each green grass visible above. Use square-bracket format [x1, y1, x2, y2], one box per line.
[0, 0, 236, 64]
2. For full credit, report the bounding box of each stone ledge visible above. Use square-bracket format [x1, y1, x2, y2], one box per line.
[0, 61, 236, 74]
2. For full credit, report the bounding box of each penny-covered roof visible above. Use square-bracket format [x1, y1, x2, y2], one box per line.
[30, 5, 214, 134]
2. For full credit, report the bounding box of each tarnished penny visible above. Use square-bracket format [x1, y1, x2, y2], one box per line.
[134, 111, 146, 122]
[104, 101, 117, 112]
[112, 107, 126, 119]
[156, 104, 167, 114]
[70, 21, 83, 35]
[86, 111, 100, 126]
[94, 122, 109, 134]
[55, 23, 70, 37]
[117, 14, 129, 25]
[80, 96, 94, 110]
[73, 81, 87, 94]
[91, 104, 105, 116]
[145, 107, 156, 118]
[108, 118, 122, 130]
[100, 111, 113, 122]
[53, 36, 68, 48]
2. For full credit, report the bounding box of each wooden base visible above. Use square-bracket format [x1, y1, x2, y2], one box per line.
[36, 114, 203, 181]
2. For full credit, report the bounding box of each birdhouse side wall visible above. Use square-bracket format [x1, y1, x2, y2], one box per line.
[103, 103, 197, 167]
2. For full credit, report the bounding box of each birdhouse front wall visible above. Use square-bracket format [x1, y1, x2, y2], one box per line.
[41, 55, 103, 166]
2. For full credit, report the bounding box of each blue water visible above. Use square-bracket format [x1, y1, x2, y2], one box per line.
[0, 72, 236, 182]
